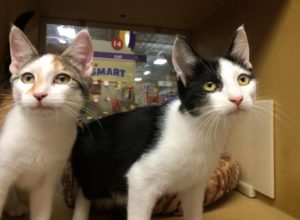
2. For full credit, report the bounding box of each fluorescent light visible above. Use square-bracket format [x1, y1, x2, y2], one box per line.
[153, 52, 168, 65]
[58, 38, 67, 44]
[153, 58, 167, 65]
[143, 70, 151, 75]
[57, 26, 76, 39]
[134, 77, 142, 82]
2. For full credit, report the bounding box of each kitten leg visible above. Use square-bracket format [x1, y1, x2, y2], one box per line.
[127, 177, 160, 220]
[178, 182, 206, 220]
[29, 178, 56, 220]
[0, 169, 17, 218]
[72, 188, 91, 220]
[4, 188, 28, 217]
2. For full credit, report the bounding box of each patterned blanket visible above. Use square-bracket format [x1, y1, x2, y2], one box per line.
[62, 152, 239, 215]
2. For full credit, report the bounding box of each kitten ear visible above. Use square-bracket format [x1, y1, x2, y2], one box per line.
[172, 36, 198, 86]
[62, 30, 93, 76]
[9, 25, 38, 75]
[226, 25, 252, 69]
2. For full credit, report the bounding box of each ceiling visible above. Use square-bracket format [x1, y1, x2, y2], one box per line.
[30, 0, 228, 82]
[33, 0, 226, 30]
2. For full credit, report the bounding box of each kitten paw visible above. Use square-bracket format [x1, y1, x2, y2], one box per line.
[5, 202, 28, 217]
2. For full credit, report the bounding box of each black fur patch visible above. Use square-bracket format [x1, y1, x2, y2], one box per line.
[178, 58, 222, 116]
[72, 105, 166, 200]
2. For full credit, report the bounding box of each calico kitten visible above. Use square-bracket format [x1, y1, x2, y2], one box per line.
[71, 26, 256, 220]
[0, 26, 93, 219]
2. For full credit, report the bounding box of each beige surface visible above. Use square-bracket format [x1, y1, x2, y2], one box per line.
[250, 1, 300, 218]
[2, 191, 295, 220]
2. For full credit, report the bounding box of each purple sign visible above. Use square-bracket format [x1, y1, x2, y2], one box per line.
[94, 51, 146, 62]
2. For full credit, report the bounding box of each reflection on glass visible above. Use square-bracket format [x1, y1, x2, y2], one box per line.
[46, 24, 183, 121]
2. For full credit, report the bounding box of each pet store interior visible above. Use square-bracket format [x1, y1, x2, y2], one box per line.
[0, 0, 300, 219]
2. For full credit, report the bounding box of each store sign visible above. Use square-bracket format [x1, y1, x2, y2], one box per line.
[92, 58, 134, 83]
[158, 81, 173, 87]
[93, 67, 126, 77]
[94, 51, 146, 62]
[112, 38, 123, 50]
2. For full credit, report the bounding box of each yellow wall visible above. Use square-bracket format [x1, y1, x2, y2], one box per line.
[253, 1, 300, 218]
[192, 0, 300, 218]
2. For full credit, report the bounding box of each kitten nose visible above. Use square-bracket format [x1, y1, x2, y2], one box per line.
[229, 96, 243, 106]
[33, 92, 48, 102]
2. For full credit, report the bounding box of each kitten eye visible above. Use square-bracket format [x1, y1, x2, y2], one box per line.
[203, 82, 217, 92]
[54, 74, 71, 84]
[238, 74, 251, 86]
[21, 73, 35, 84]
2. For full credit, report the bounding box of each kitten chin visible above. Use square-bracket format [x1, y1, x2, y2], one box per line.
[26, 106, 57, 116]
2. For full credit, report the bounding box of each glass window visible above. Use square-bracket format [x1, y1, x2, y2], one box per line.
[46, 24, 185, 121]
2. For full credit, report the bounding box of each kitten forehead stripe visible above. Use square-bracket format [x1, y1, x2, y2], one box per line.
[26, 69, 43, 94]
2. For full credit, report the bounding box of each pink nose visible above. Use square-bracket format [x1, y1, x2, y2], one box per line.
[33, 92, 48, 102]
[229, 96, 243, 106]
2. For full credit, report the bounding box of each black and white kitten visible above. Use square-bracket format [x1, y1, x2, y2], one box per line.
[71, 26, 256, 220]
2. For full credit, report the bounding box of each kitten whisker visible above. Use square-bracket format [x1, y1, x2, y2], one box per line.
[0, 94, 13, 98]
[204, 113, 219, 167]
[223, 116, 230, 137]
[66, 101, 98, 119]
[64, 101, 103, 131]
[54, 108, 60, 133]
[0, 102, 16, 112]
[252, 104, 297, 138]
[62, 105, 79, 122]
[64, 101, 103, 140]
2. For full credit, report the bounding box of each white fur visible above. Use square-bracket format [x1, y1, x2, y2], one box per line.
[0, 55, 84, 220]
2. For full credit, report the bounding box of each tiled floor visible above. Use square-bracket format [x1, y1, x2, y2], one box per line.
[2, 191, 296, 220]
